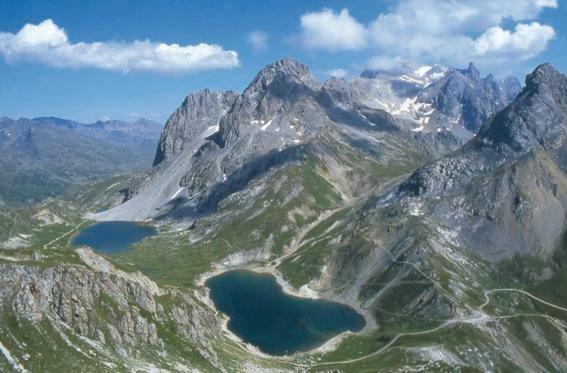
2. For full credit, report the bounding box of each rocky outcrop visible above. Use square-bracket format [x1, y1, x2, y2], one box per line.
[0, 248, 221, 366]
[94, 59, 329, 221]
[389, 64, 567, 261]
[358, 62, 521, 137]
[153, 89, 237, 166]
[423, 63, 521, 134]
[478, 63, 567, 156]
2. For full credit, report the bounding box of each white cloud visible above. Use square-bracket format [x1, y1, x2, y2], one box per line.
[473, 22, 555, 58]
[298, 1, 557, 70]
[299, 8, 367, 51]
[0, 19, 240, 73]
[247, 30, 268, 51]
[366, 0, 557, 68]
[325, 68, 348, 78]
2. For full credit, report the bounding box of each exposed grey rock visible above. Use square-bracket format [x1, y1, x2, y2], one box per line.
[0, 248, 221, 364]
[359, 62, 521, 137]
[95, 59, 515, 223]
[389, 63, 567, 261]
[153, 89, 237, 166]
[94, 59, 328, 221]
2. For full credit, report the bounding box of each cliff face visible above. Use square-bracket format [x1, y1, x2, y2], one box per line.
[153, 89, 237, 166]
[357, 62, 521, 136]
[0, 248, 222, 371]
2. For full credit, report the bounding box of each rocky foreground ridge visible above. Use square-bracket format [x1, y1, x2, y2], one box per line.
[0, 248, 222, 371]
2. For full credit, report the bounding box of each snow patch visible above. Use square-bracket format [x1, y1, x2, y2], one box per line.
[411, 125, 424, 132]
[429, 71, 447, 81]
[170, 187, 184, 200]
[203, 125, 219, 137]
[391, 97, 417, 116]
[260, 119, 273, 131]
[414, 65, 433, 77]
[399, 75, 423, 85]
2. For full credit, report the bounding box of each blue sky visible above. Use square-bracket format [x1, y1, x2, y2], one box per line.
[0, 0, 565, 123]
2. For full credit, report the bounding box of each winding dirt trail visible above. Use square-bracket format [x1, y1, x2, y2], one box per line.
[307, 287, 567, 369]
[480, 288, 567, 313]
[42, 221, 87, 250]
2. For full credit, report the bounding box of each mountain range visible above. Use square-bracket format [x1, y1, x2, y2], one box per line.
[0, 117, 162, 205]
[93, 59, 520, 222]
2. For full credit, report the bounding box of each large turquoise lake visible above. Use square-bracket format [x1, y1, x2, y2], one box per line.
[206, 270, 365, 356]
[71, 221, 156, 254]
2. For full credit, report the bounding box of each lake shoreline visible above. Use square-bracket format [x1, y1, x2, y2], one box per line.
[196, 253, 376, 359]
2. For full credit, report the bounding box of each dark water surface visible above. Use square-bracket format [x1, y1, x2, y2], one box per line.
[71, 221, 156, 254]
[206, 270, 365, 355]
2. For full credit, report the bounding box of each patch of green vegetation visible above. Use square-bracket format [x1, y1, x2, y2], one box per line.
[116, 155, 344, 288]
[0, 165, 67, 206]
[1, 305, 119, 372]
[497, 233, 567, 320]
[149, 294, 224, 371]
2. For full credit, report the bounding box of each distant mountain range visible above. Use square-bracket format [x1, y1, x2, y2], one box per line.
[0, 116, 162, 205]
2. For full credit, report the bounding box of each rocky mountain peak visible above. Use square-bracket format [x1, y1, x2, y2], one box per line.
[525, 63, 567, 95]
[180, 89, 236, 108]
[461, 62, 480, 81]
[476, 63, 566, 154]
[393, 62, 567, 264]
[359, 68, 399, 79]
[215, 59, 321, 147]
[255, 58, 311, 80]
[243, 58, 320, 97]
[499, 76, 523, 102]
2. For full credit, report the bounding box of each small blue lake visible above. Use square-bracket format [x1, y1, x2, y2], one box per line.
[206, 270, 365, 356]
[71, 221, 156, 254]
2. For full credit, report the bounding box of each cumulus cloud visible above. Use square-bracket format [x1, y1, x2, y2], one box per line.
[325, 68, 348, 78]
[298, 0, 557, 69]
[0, 19, 240, 73]
[366, 0, 556, 66]
[472, 22, 555, 58]
[299, 8, 367, 51]
[247, 30, 268, 51]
